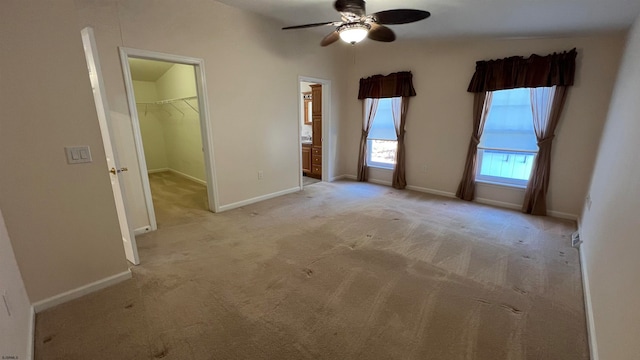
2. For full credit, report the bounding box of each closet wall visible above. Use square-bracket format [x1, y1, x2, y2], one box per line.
[133, 63, 206, 183]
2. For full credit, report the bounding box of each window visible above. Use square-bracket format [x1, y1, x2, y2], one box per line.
[367, 98, 398, 169]
[476, 88, 543, 187]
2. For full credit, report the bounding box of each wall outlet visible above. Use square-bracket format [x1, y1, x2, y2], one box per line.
[258, 170, 264, 180]
[571, 231, 582, 248]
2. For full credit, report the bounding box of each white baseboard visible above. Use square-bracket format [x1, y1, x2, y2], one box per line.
[168, 169, 207, 186]
[474, 197, 577, 220]
[32, 270, 131, 313]
[330, 174, 356, 181]
[406, 185, 457, 199]
[546, 210, 579, 221]
[580, 247, 598, 360]
[475, 196, 522, 211]
[134, 226, 152, 236]
[218, 187, 301, 212]
[147, 168, 169, 174]
[147, 168, 207, 186]
[27, 305, 35, 360]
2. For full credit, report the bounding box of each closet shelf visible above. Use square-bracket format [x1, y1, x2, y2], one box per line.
[136, 96, 199, 114]
[136, 95, 197, 105]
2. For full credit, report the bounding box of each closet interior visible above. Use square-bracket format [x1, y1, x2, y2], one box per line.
[129, 58, 209, 227]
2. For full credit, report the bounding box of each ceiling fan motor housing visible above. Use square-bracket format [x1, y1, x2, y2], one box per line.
[336, 0, 366, 16]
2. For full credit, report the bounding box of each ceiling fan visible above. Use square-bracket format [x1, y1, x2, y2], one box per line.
[282, 0, 430, 46]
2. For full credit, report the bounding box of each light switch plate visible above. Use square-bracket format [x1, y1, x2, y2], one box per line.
[65, 146, 92, 164]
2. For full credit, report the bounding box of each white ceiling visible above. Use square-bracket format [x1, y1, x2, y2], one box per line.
[217, 0, 640, 39]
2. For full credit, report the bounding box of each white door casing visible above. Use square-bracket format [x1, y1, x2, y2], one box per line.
[118, 47, 220, 232]
[298, 76, 332, 188]
[81, 27, 140, 265]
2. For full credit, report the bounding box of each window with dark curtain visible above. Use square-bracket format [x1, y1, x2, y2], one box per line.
[357, 72, 416, 189]
[458, 49, 576, 215]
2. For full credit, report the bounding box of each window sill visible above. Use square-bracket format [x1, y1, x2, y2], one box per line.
[368, 164, 395, 171]
[476, 179, 527, 190]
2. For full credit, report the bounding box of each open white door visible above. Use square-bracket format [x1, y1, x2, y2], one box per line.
[81, 27, 140, 265]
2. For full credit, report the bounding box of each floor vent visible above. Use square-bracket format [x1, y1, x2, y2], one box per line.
[571, 231, 582, 248]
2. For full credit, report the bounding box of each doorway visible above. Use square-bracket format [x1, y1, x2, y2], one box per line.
[300, 81, 319, 187]
[298, 76, 331, 188]
[120, 48, 219, 232]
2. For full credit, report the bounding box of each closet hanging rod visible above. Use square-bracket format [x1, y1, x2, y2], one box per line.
[135, 95, 198, 105]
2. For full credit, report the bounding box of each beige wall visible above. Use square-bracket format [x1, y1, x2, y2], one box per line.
[0, 208, 31, 359]
[340, 34, 625, 217]
[0, 0, 129, 302]
[580, 14, 640, 360]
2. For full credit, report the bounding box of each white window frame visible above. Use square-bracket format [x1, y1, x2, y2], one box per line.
[475, 87, 544, 188]
[476, 147, 537, 188]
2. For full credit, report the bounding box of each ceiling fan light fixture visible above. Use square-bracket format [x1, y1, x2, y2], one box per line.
[338, 23, 369, 44]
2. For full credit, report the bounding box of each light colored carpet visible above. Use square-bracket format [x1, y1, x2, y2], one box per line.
[34, 179, 589, 359]
[148, 171, 209, 228]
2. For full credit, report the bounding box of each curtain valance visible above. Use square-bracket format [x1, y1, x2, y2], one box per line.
[467, 48, 577, 93]
[358, 71, 416, 99]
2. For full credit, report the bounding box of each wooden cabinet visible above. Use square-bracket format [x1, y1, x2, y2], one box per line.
[302, 144, 311, 174]
[312, 116, 322, 147]
[310, 84, 322, 116]
[309, 84, 322, 179]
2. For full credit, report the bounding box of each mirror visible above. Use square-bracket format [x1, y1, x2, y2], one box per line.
[303, 92, 312, 125]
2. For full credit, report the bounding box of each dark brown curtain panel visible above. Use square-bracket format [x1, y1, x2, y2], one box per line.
[522, 86, 568, 215]
[391, 97, 409, 189]
[357, 98, 379, 181]
[358, 71, 416, 99]
[467, 49, 577, 92]
[357, 71, 417, 183]
[456, 92, 493, 200]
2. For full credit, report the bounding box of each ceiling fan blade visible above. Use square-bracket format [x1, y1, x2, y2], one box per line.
[334, 0, 366, 16]
[372, 9, 431, 25]
[321, 31, 340, 47]
[368, 24, 396, 42]
[282, 21, 338, 30]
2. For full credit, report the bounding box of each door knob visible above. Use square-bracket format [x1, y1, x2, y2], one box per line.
[109, 167, 129, 175]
